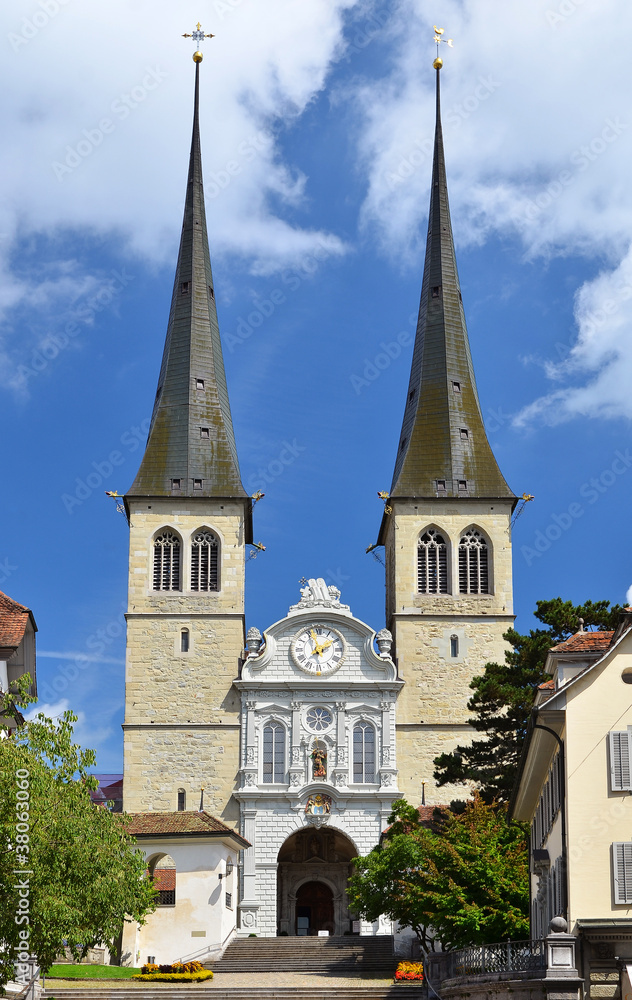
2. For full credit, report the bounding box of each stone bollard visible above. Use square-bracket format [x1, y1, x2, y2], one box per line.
[546, 916, 579, 979]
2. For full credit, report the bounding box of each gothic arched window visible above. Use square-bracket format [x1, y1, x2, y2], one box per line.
[418, 529, 448, 593]
[191, 529, 219, 591]
[262, 723, 285, 784]
[353, 722, 375, 783]
[153, 531, 181, 591]
[458, 529, 489, 594]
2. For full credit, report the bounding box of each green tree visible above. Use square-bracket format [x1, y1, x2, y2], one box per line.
[0, 680, 156, 988]
[433, 597, 623, 803]
[347, 797, 528, 950]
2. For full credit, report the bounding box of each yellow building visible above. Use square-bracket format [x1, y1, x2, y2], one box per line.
[510, 610, 632, 996]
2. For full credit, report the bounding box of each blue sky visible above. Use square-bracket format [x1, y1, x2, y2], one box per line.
[2, 0, 632, 770]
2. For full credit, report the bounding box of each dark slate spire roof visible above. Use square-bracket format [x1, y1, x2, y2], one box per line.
[128, 61, 247, 500]
[388, 65, 514, 502]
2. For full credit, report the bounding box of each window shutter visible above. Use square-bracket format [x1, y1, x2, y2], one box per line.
[609, 731, 632, 791]
[613, 842, 632, 903]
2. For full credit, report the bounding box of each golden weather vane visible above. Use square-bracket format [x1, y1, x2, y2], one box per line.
[182, 21, 215, 62]
[432, 25, 453, 70]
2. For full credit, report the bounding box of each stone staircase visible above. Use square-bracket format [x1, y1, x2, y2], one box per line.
[207, 935, 397, 975]
[44, 991, 425, 1000]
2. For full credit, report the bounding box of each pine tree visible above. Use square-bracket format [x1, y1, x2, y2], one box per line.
[433, 598, 623, 803]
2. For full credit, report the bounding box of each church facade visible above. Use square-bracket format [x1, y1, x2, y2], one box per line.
[121, 51, 516, 943]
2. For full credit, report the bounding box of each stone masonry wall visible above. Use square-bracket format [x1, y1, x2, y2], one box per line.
[384, 498, 514, 802]
[123, 499, 246, 820]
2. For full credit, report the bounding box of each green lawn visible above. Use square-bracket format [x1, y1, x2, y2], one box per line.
[46, 965, 141, 980]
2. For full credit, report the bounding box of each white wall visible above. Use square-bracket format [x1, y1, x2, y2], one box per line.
[121, 837, 239, 967]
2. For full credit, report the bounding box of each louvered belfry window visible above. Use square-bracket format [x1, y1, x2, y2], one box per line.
[263, 723, 285, 783]
[609, 731, 632, 791]
[418, 529, 448, 594]
[191, 530, 219, 591]
[153, 532, 181, 591]
[613, 843, 632, 903]
[353, 723, 375, 783]
[458, 529, 489, 594]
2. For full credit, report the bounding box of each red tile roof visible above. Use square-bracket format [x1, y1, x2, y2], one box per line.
[124, 810, 250, 846]
[0, 590, 34, 650]
[551, 631, 613, 653]
[538, 680, 555, 690]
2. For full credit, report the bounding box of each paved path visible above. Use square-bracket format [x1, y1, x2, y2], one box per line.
[44, 972, 395, 989]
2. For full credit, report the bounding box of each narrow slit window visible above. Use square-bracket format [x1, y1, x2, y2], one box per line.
[436, 480, 447, 492]
[208, 285, 215, 299]
[200, 427, 210, 439]
[458, 480, 467, 492]
[450, 635, 459, 658]
[196, 379, 205, 390]
[177, 789, 186, 811]
[191, 530, 219, 591]
[409, 389, 416, 402]
[153, 532, 181, 591]
[193, 479, 203, 491]
[460, 428, 469, 440]
[452, 381, 461, 392]
[400, 437, 407, 450]
[181, 629, 190, 653]
[418, 529, 448, 594]
[181, 281, 190, 294]
[171, 478, 181, 491]
[459, 529, 489, 594]
[431, 285, 441, 298]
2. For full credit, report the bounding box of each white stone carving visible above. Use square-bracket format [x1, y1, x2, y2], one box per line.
[246, 626, 263, 656]
[375, 628, 392, 657]
[288, 577, 350, 614]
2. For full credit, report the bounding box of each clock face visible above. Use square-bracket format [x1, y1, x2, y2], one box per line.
[290, 624, 346, 676]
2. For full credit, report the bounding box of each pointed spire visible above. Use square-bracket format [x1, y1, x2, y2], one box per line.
[388, 63, 514, 502]
[128, 60, 247, 500]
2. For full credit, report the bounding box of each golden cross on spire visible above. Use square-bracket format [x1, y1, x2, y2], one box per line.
[182, 22, 215, 63]
[432, 25, 453, 69]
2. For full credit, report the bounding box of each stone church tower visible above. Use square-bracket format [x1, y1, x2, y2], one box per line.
[122, 58, 252, 826]
[378, 62, 516, 805]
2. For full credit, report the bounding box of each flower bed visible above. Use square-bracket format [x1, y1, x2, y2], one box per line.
[134, 961, 211, 982]
[133, 971, 213, 982]
[395, 961, 424, 982]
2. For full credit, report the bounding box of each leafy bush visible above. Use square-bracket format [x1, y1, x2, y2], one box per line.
[395, 961, 424, 981]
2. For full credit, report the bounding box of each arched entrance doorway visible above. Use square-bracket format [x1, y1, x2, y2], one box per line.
[277, 828, 357, 936]
[296, 880, 334, 935]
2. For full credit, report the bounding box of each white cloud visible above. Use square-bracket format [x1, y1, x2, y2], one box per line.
[514, 245, 632, 425]
[348, 0, 632, 426]
[0, 0, 358, 380]
[38, 650, 125, 664]
[25, 699, 114, 755]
